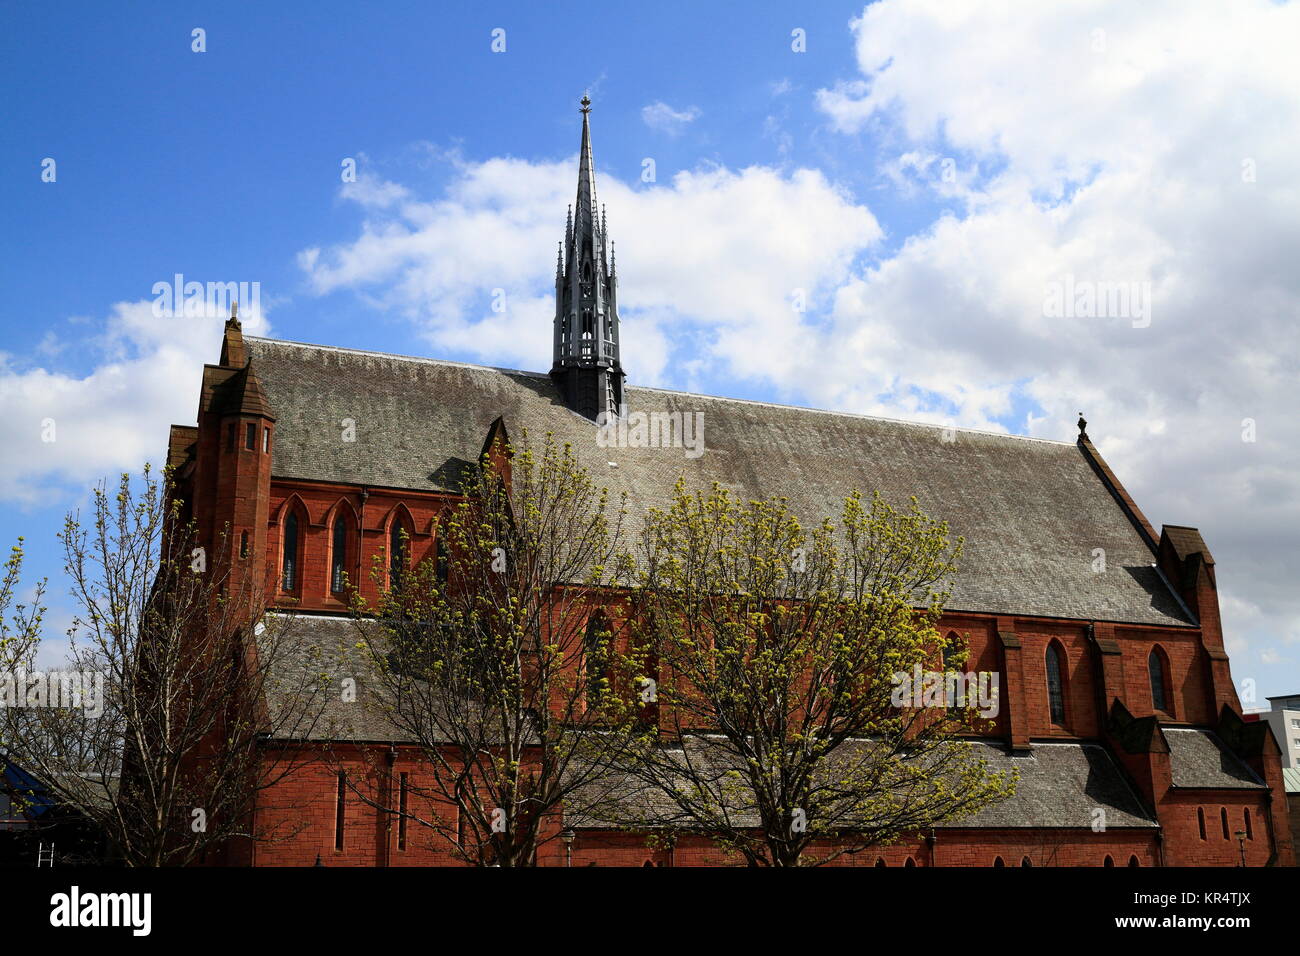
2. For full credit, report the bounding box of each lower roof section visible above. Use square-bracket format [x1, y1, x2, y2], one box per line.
[937, 741, 1156, 829]
[1163, 728, 1267, 790]
[259, 613, 1170, 832]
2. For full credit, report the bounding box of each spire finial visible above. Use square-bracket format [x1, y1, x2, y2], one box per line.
[580, 94, 592, 114]
[227, 301, 241, 329]
[1077, 412, 1088, 440]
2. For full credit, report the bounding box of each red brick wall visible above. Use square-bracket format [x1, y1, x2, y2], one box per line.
[1018, 624, 1099, 738]
[933, 829, 1158, 868]
[1157, 793, 1274, 867]
[253, 748, 464, 867]
[1117, 627, 1211, 725]
[265, 482, 456, 614]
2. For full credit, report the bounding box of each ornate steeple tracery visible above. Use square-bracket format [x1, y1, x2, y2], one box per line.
[551, 95, 624, 420]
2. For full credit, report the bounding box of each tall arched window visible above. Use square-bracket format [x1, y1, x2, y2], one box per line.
[435, 530, 449, 591]
[1045, 643, 1067, 726]
[1197, 807, 1207, 840]
[1103, 855, 1114, 867]
[389, 517, 408, 589]
[1220, 807, 1230, 839]
[1128, 855, 1140, 867]
[331, 513, 348, 594]
[282, 511, 299, 591]
[942, 631, 961, 670]
[942, 632, 964, 709]
[1243, 808, 1253, 840]
[1148, 647, 1171, 713]
[585, 612, 609, 702]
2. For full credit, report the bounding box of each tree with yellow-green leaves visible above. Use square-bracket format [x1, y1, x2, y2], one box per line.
[0, 467, 325, 866]
[343, 431, 646, 867]
[608, 483, 1016, 866]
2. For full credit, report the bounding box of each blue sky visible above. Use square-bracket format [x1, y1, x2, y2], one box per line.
[3, 1, 1299, 702]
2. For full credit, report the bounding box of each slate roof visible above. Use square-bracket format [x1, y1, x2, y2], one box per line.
[260, 617, 1159, 830]
[258, 613, 538, 745]
[258, 613, 406, 743]
[1164, 728, 1267, 789]
[245, 336, 1188, 628]
[937, 741, 1156, 828]
[566, 738, 1156, 831]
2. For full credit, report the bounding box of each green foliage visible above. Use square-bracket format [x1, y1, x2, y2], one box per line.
[615, 482, 1016, 866]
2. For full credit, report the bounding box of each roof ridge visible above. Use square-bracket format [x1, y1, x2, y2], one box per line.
[629, 383, 1073, 446]
[245, 335, 1073, 447]
[244, 335, 552, 379]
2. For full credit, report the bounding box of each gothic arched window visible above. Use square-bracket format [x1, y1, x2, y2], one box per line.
[585, 612, 610, 702]
[1045, 643, 1067, 726]
[282, 512, 299, 591]
[1197, 807, 1207, 840]
[993, 856, 1004, 867]
[1128, 855, 1140, 867]
[1220, 807, 1230, 839]
[435, 529, 449, 591]
[331, 513, 348, 594]
[390, 516, 408, 589]
[942, 631, 961, 671]
[1243, 808, 1253, 840]
[1148, 647, 1171, 713]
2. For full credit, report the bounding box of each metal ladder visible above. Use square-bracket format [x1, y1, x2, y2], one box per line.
[36, 842, 55, 867]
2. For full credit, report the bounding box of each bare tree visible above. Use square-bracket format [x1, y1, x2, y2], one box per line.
[609, 483, 1015, 866]
[342, 431, 644, 866]
[0, 466, 324, 866]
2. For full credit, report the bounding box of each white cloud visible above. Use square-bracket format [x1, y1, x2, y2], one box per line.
[0, 302, 270, 504]
[811, 0, 1300, 689]
[298, 154, 881, 385]
[641, 101, 701, 136]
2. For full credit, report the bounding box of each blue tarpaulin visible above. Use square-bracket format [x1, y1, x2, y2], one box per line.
[2, 757, 54, 817]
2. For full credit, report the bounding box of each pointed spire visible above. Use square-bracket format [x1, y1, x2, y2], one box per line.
[551, 95, 624, 420]
[575, 95, 598, 252]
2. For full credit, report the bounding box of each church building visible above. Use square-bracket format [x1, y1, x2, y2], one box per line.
[165, 100, 1294, 867]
